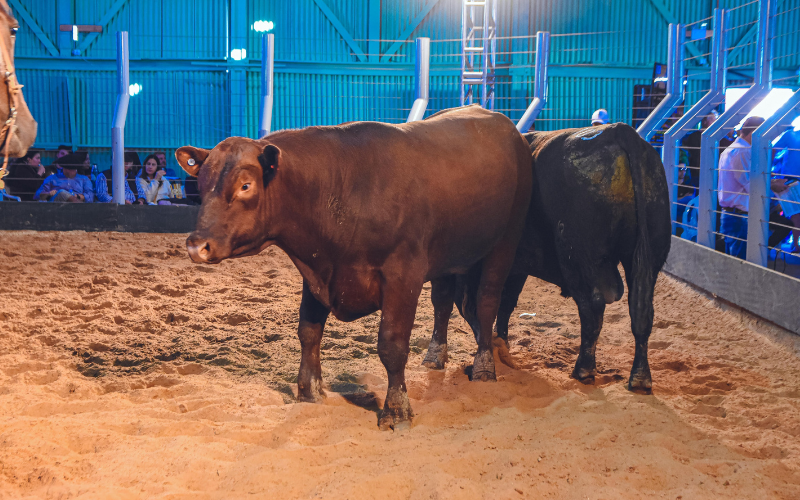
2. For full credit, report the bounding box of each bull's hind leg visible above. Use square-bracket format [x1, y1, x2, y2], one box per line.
[422, 275, 456, 370]
[622, 260, 656, 394]
[471, 246, 518, 382]
[377, 278, 423, 430]
[296, 280, 330, 403]
[494, 274, 528, 345]
[571, 293, 605, 383]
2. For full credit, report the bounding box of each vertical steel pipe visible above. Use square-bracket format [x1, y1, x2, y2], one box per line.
[663, 9, 728, 231]
[698, 0, 775, 251]
[746, 0, 783, 266]
[516, 31, 550, 132]
[407, 37, 430, 123]
[258, 34, 275, 138]
[749, 90, 800, 266]
[637, 23, 685, 141]
[111, 31, 129, 205]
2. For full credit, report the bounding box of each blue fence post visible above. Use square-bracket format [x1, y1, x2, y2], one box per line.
[662, 9, 727, 234]
[748, 94, 800, 266]
[697, 0, 776, 250]
[407, 38, 431, 123]
[637, 23, 685, 141]
[258, 34, 275, 138]
[111, 31, 129, 206]
[516, 32, 550, 133]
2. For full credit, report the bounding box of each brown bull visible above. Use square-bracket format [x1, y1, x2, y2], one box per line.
[0, 1, 37, 158]
[175, 106, 532, 429]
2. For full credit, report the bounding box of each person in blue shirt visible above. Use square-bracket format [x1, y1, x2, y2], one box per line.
[773, 127, 800, 252]
[34, 153, 94, 203]
[95, 151, 146, 204]
[774, 127, 800, 180]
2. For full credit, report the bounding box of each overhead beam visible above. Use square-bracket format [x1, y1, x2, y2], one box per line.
[368, 0, 380, 63]
[647, 0, 707, 65]
[381, 0, 440, 62]
[313, 0, 367, 62]
[8, 0, 58, 57]
[77, 0, 129, 54]
[56, 0, 72, 57]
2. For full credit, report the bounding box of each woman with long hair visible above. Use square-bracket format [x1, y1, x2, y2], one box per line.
[137, 154, 172, 205]
[6, 151, 51, 201]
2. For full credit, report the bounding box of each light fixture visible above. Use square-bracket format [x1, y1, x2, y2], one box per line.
[252, 20, 274, 32]
[128, 83, 142, 96]
[230, 48, 247, 61]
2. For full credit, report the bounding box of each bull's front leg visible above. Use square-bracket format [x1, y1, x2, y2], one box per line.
[377, 278, 423, 430]
[422, 275, 456, 370]
[296, 280, 330, 403]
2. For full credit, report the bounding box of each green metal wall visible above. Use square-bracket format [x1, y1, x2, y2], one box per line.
[14, 0, 800, 153]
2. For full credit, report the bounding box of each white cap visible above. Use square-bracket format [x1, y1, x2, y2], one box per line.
[591, 109, 609, 125]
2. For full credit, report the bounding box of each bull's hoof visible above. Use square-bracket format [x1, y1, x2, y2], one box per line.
[297, 377, 326, 403]
[571, 365, 597, 385]
[627, 374, 653, 394]
[628, 359, 653, 394]
[378, 387, 413, 431]
[471, 349, 496, 382]
[422, 340, 447, 370]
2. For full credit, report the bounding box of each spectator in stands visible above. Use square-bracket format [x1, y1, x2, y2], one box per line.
[34, 153, 94, 203]
[773, 126, 800, 252]
[718, 116, 791, 259]
[591, 109, 609, 126]
[56, 145, 71, 159]
[155, 151, 178, 177]
[137, 154, 172, 205]
[6, 151, 48, 201]
[95, 151, 146, 204]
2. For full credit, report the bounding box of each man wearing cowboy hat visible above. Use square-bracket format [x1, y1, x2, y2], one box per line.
[34, 153, 94, 203]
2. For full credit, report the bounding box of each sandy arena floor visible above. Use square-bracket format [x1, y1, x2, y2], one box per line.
[1, 231, 799, 499]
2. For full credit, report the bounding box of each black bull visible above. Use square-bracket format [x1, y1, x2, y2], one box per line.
[422, 123, 671, 393]
[175, 106, 532, 429]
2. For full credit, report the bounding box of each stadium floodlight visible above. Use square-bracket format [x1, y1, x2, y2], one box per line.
[128, 83, 142, 97]
[252, 20, 274, 32]
[230, 49, 247, 61]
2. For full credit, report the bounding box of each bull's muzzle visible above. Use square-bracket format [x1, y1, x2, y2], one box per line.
[186, 235, 214, 263]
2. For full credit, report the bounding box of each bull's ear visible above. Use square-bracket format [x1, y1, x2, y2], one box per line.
[258, 144, 281, 185]
[175, 146, 210, 177]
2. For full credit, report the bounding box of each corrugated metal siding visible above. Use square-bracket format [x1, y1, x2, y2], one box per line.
[12, 0, 57, 58]
[17, 70, 72, 145]
[247, 0, 370, 62]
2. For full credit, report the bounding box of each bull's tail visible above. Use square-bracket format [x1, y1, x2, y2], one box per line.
[616, 124, 670, 391]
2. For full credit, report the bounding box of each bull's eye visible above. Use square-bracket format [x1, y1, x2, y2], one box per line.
[10, 27, 17, 36]
[241, 183, 250, 191]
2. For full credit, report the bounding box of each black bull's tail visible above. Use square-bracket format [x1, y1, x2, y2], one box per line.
[616, 125, 671, 389]
[617, 125, 670, 324]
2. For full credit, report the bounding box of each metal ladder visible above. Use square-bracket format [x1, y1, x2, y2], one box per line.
[460, 0, 496, 109]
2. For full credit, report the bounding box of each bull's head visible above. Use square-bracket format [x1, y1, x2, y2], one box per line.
[0, 1, 37, 156]
[176, 137, 282, 264]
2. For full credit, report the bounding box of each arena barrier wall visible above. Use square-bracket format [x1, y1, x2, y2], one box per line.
[0, 203, 198, 233]
[664, 235, 800, 335]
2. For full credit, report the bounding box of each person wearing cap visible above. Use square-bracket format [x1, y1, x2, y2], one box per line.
[95, 151, 146, 204]
[591, 109, 609, 126]
[34, 153, 95, 203]
[718, 116, 791, 259]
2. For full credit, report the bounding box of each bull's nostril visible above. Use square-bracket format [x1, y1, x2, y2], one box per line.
[200, 242, 211, 257]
